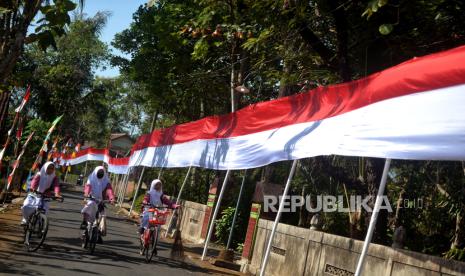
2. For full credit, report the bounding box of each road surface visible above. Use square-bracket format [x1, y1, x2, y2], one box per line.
[0, 191, 212, 276]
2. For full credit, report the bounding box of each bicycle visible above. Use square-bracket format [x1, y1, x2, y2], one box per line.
[139, 205, 171, 263]
[81, 196, 108, 254]
[23, 192, 64, 252]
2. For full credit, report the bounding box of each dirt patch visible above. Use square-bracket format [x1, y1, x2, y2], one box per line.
[0, 204, 24, 259]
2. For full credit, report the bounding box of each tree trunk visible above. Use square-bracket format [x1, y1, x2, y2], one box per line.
[278, 60, 297, 98]
[453, 162, 465, 249]
[0, 91, 10, 139]
[0, 1, 42, 85]
[452, 213, 465, 249]
[328, 0, 351, 81]
[298, 185, 307, 227]
[393, 188, 406, 228]
[261, 165, 274, 183]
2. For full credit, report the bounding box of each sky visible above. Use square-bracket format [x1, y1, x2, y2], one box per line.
[83, 0, 147, 77]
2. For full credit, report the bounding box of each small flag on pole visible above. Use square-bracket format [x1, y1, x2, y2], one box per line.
[48, 137, 59, 161]
[72, 142, 81, 158]
[47, 115, 63, 135]
[6, 132, 35, 191]
[31, 115, 63, 172]
[14, 85, 31, 113]
[0, 85, 32, 163]
[16, 118, 24, 141]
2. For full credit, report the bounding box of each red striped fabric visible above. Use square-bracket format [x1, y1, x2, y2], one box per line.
[131, 45, 465, 150]
[61, 45, 465, 170]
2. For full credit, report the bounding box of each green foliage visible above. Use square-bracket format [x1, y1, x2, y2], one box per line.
[0, 0, 84, 88]
[379, 24, 394, 35]
[14, 13, 115, 144]
[192, 38, 209, 60]
[214, 207, 239, 246]
[19, 118, 53, 171]
[236, 242, 244, 253]
[444, 248, 465, 262]
[31, 0, 78, 50]
[134, 189, 147, 213]
[112, 2, 232, 123]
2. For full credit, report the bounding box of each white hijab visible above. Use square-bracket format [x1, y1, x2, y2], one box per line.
[148, 179, 163, 206]
[37, 161, 56, 193]
[87, 166, 109, 201]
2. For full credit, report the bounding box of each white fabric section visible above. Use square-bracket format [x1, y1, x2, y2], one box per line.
[86, 166, 110, 201]
[107, 164, 129, 174]
[81, 200, 99, 223]
[61, 153, 128, 174]
[66, 153, 108, 166]
[36, 162, 56, 193]
[148, 179, 163, 207]
[128, 84, 465, 170]
[22, 194, 49, 220]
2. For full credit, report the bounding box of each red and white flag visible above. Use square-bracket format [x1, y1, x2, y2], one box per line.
[127, 45, 465, 170]
[60, 45, 465, 172]
[15, 85, 31, 113]
[15, 116, 24, 141]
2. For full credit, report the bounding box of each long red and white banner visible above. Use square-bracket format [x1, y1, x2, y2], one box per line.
[59, 148, 131, 174]
[61, 45, 465, 173]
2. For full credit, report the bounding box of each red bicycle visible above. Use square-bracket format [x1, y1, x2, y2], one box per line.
[139, 206, 170, 262]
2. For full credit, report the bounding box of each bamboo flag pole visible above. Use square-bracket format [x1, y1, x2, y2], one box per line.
[128, 112, 158, 216]
[259, 160, 299, 276]
[354, 158, 392, 276]
[2, 132, 35, 204]
[0, 85, 31, 163]
[227, 169, 247, 249]
[31, 115, 63, 172]
[201, 170, 232, 260]
[164, 166, 192, 238]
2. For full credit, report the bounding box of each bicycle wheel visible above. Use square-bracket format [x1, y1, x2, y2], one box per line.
[25, 212, 49, 252]
[23, 214, 35, 247]
[147, 227, 159, 263]
[144, 229, 152, 262]
[88, 226, 98, 254]
[139, 230, 148, 256]
[81, 229, 89, 249]
[139, 238, 145, 256]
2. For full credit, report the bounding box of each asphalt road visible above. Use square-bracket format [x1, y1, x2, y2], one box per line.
[0, 192, 211, 276]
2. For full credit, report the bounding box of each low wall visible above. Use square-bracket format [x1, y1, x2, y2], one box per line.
[246, 219, 465, 276]
[159, 199, 208, 244]
[178, 200, 208, 243]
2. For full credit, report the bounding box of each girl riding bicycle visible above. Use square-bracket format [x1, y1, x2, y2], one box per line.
[80, 166, 115, 238]
[21, 162, 62, 225]
[138, 179, 178, 235]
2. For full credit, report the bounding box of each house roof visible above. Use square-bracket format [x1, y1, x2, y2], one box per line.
[82, 133, 134, 156]
[110, 133, 130, 140]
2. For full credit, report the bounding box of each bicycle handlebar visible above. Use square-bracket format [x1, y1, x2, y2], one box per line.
[33, 192, 64, 202]
[84, 195, 112, 203]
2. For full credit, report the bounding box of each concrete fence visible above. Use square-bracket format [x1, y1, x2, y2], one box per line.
[151, 196, 465, 276]
[178, 200, 208, 243]
[245, 219, 465, 276]
[159, 199, 208, 244]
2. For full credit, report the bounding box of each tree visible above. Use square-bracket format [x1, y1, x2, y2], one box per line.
[0, 0, 83, 88]
[13, 12, 110, 144]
